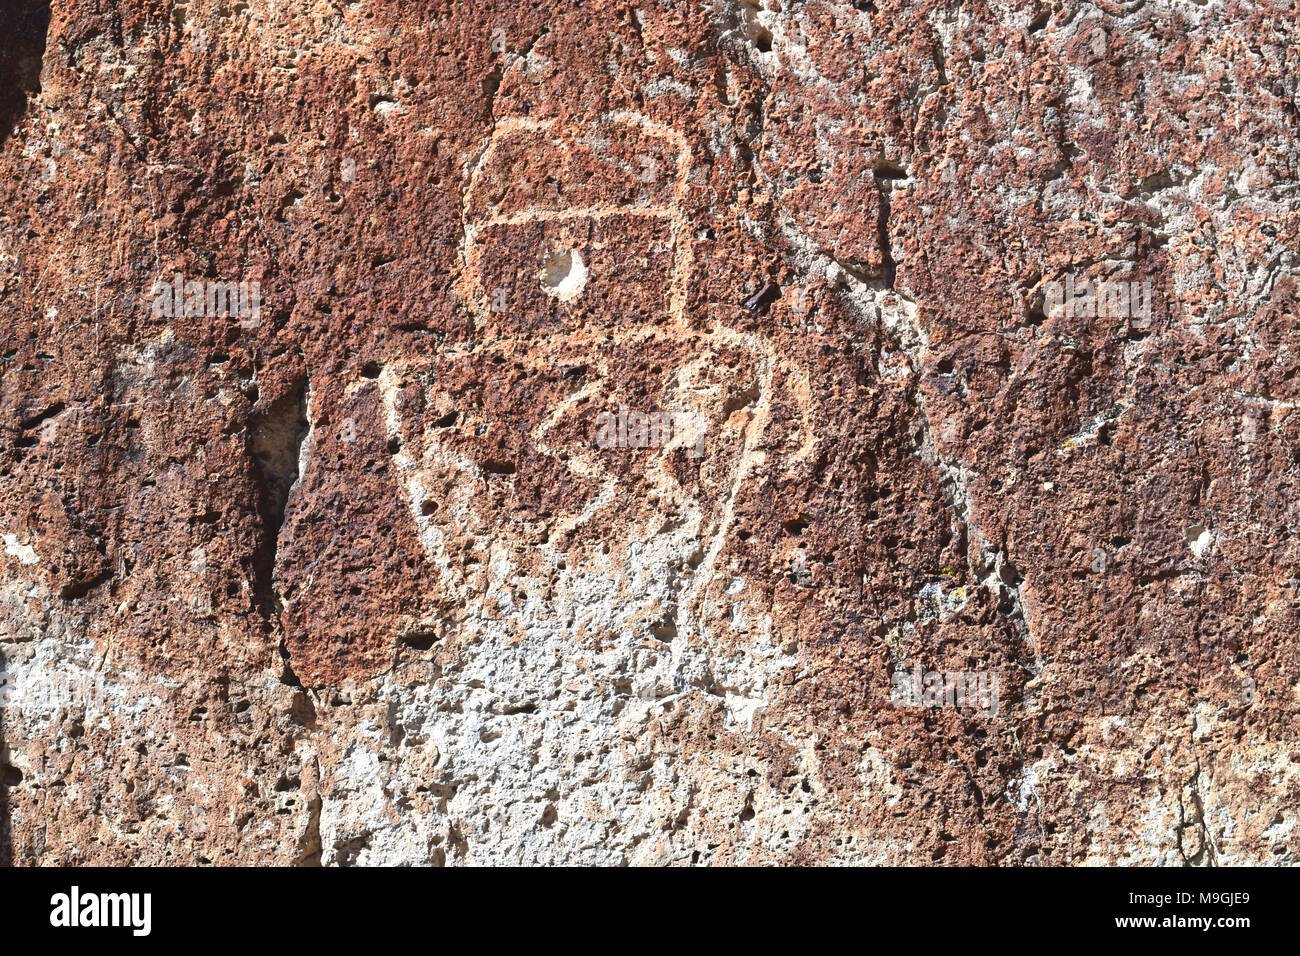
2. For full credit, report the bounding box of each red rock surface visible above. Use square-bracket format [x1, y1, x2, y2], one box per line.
[0, 0, 1296, 864]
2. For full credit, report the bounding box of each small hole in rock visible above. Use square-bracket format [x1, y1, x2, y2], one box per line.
[400, 629, 439, 651]
[540, 248, 588, 301]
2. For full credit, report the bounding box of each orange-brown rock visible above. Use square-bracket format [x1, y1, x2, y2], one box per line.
[0, 0, 1296, 865]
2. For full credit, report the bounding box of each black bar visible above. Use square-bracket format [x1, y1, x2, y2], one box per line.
[0, 866, 1281, 943]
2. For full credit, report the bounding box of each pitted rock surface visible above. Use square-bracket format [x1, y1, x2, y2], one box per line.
[0, 0, 1296, 865]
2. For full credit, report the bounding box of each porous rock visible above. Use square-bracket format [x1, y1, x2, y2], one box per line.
[0, 0, 1296, 865]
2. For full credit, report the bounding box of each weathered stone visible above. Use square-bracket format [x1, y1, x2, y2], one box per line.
[0, 0, 1296, 865]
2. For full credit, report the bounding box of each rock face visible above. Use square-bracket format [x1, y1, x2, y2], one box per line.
[0, 0, 1297, 866]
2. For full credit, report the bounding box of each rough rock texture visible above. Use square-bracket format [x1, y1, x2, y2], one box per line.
[1, 0, 1297, 865]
